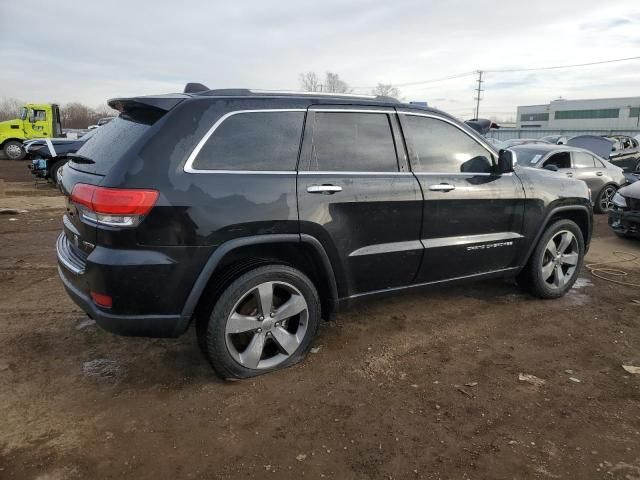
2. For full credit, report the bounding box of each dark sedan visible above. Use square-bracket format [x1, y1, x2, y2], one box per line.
[25, 130, 95, 185]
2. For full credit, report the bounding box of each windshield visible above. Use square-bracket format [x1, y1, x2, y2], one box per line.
[510, 147, 547, 165]
[20, 107, 27, 120]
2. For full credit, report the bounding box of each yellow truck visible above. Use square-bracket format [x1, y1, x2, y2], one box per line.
[0, 103, 62, 159]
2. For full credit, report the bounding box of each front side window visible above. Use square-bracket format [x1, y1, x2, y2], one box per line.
[573, 151, 595, 168]
[403, 115, 493, 173]
[192, 111, 305, 171]
[33, 110, 46, 122]
[309, 112, 398, 172]
[543, 152, 571, 169]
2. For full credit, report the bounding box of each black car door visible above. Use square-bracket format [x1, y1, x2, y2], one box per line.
[297, 106, 424, 297]
[397, 110, 525, 283]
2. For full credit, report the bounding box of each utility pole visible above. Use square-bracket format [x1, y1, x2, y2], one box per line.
[474, 70, 484, 119]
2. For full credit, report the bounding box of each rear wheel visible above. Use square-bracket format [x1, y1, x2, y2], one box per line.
[197, 264, 320, 379]
[3, 140, 25, 160]
[517, 219, 585, 299]
[595, 185, 617, 214]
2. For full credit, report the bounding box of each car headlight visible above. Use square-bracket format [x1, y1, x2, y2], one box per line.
[612, 192, 627, 208]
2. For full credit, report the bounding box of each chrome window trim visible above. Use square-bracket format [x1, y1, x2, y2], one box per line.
[397, 111, 500, 174]
[183, 109, 306, 174]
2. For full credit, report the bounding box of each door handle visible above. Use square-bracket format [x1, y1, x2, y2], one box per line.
[565, 172, 573, 177]
[307, 185, 342, 194]
[428, 183, 455, 192]
[596, 171, 603, 176]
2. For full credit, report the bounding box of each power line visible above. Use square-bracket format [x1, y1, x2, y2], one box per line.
[352, 55, 640, 91]
[484, 55, 640, 73]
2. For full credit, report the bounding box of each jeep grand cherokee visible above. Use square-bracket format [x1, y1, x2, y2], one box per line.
[57, 86, 592, 379]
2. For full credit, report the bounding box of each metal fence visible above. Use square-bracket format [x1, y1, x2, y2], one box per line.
[486, 129, 640, 141]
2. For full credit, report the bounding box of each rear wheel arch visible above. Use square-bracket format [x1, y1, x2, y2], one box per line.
[179, 235, 339, 336]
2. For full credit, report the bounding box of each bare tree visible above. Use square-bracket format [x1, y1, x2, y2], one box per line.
[0, 98, 24, 122]
[299, 72, 321, 92]
[324, 72, 351, 93]
[298, 71, 352, 93]
[371, 83, 400, 99]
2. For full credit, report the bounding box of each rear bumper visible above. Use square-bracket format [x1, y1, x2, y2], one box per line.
[58, 266, 184, 337]
[56, 232, 191, 338]
[609, 208, 640, 237]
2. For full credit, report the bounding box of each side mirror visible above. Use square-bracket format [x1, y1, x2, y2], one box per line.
[497, 149, 515, 174]
[543, 164, 559, 172]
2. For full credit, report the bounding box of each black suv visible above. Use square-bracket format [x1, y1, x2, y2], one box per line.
[57, 87, 592, 379]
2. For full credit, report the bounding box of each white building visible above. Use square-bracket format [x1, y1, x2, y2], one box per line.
[517, 97, 640, 129]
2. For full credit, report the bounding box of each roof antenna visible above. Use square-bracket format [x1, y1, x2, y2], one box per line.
[184, 83, 209, 93]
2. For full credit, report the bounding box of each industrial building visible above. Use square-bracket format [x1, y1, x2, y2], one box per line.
[517, 96, 640, 129]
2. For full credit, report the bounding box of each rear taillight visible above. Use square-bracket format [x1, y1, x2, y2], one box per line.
[70, 183, 159, 227]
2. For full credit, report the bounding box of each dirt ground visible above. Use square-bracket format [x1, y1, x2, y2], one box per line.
[1, 160, 639, 480]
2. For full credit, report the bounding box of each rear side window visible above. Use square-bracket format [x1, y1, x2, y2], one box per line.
[309, 112, 398, 172]
[403, 115, 493, 173]
[192, 111, 304, 171]
[74, 116, 151, 175]
[573, 151, 596, 168]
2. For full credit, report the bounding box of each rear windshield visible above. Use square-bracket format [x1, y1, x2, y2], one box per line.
[71, 116, 151, 175]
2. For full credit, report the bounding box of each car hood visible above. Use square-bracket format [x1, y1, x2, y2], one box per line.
[567, 135, 614, 159]
[624, 172, 640, 184]
[619, 180, 640, 200]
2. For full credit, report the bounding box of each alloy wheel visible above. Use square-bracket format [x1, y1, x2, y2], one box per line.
[541, 230, 579, 289]
[600, 186, 617, 212]
[225, 281, 309, 370]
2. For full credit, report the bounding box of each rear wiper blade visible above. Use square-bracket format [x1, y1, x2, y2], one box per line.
[68, 153, 95, 164]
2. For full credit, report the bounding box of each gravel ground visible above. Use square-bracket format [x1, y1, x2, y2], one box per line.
[1, 160, 639, 479]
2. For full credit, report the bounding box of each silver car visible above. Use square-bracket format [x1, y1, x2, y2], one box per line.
[509, 143, 626, 213]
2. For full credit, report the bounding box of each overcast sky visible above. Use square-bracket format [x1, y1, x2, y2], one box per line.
[1, 0, 639, 120]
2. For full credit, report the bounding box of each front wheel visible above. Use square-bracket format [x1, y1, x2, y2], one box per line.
[49, 159, 66, 186]
[595, 185, 617, 214]
[517, 219, 585, 299]
[3, 140, 25, 160]
[197, 265, 321, 379]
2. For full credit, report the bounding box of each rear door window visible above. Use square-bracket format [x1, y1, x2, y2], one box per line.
[192, 111, 305, 171]
[573, 151, 596, 168]
[73, 116, 151, 175]
[308, 112, 398, 172]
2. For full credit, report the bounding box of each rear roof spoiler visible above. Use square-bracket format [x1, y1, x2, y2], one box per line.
[108, 94, 189, 113]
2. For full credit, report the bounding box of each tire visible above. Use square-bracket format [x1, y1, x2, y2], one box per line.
[3, 140, 25, 160]
[197, 264, 320, 379]
[49, 159, 66, 185]
[517, 219, 585, 299]
[594, 184, 617, 214]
